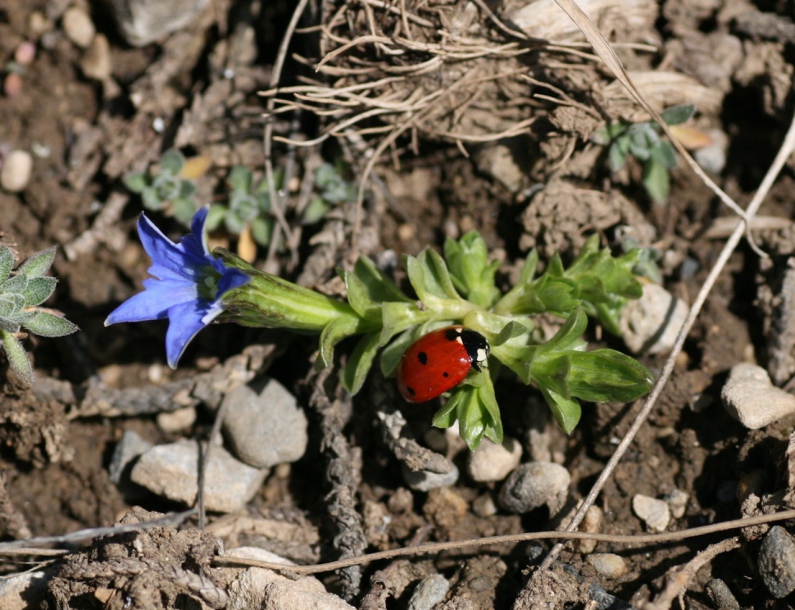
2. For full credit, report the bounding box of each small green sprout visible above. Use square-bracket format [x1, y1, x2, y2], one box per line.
[592, 104, 696, 205]
[123, 149, 199, 226]
[303, 162, 358, 225]
[0, 245, 78, 383]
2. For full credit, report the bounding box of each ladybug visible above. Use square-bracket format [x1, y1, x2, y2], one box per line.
[397, 325, 490, 403]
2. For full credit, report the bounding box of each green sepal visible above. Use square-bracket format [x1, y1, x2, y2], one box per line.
[342, 332, 381, 394]
[0, 329, 32, 383]
[18, 246, 56, 278]
[443, 231, 501, 308]
[23, 311, 79, 337]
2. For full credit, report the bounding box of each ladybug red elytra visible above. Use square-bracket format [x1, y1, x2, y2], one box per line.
[396, 325, 490, 403]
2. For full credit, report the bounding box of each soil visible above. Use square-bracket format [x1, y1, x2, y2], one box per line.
[2, 0, 795, 609]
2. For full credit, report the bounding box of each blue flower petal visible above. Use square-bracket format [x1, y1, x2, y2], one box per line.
[138, 214, 207, 276]
[164, 300, 214, 368]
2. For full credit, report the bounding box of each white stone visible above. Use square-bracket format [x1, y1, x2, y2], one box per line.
[499, 462, 570, 515]
[0, 570, 48, 610]
[619, 282, 689, 354]
[466, 436, 522, 482]
[721, 363, 795, 429]
[1, 150, 33, 193]
[223, 547, 355, 610]
[587, 553, 627, 579]
[402, 463, 459, 492]
[130, 439, 267, 512]
[102, 0, 212, 46]
[62, 7, 96, 48]
[665, 489, 689, 519]
[632, 494, 670, 532]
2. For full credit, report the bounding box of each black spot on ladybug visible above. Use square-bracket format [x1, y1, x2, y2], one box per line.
[443, 372, 449, 377]
[444, 328, 460, 342]
[418, 352, 428, 365]
[407, 387, 416, 397]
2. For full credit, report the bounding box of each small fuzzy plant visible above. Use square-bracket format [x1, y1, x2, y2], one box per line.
[0, 245, 78, 382]
[106, 208, 653, 450]
[591, 104, 696, 205]
[123, 149, 200, 226]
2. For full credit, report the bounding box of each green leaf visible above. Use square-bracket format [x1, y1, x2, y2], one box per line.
[172, 197, 197, 226]
[317, 315, 362, 370]
[228, 165, 252, 192]
[0, 316, 19, 333]
[18, 246, 56, 278]
[342, 332, 381, 395]
[643, 159, 670, 205]
[251, 217, 274, 247]
[650, 141, 678, 169]
[350, 256, 412, 307]
[540, 385, 581, 433]
[342, 270, 379, 319]
[443, 231, 501, 308]
[22, 311, 79, 337]
[0, 247, 13, 283]
[1, 274, 28, 296]
[205, 205, 228, 232]
[160, 149, 185, 175]
[0, 329, 32, 383]
[564, 349, 653, 402]
[0, 294, 24, 318]
[608, 141, 627, 172]
[301, 197, 329, 225]
[22, 277, 56, 307]
[378, 302, 433, 350]
[123, 172, 148, 193]
[178, 179, 196, 199]
[379, 327, 417, 377]
[405, 249, 461, 307]
[439, 373, 503, 450]
[660, 103, 696, 126]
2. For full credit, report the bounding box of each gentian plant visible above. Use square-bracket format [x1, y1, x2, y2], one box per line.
[0, 245, 78, 382]
[108, 208, 653, 449]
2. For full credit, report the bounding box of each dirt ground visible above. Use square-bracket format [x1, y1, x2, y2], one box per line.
[2, 0, 795, 608]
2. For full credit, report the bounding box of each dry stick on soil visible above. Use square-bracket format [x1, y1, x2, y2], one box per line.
[262, 0, 310, 269]
[535, 0, 795, 572]
[214, 509, 795, 575]
[638, 537, 741, 610]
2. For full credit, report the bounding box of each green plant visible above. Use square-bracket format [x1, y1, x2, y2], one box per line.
[110, 209, 653, 450]
[0, 245, 78, 382]
[123, 149, 199, 225]
[302, 162, 358, 225]
[592, 104, 696, 205]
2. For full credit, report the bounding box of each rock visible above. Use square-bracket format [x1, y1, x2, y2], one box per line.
[156, 406, 196, 433]
[222, 377, 308, 469]
[223, 547, 355, 610]
[619, 283, 689, 354]
[62, 7, 95, 48]
[759, 526, 795, 598]
[109, 429, 153, 484]
[498, 462, 570, 515]
[632, 494, 670, 532]
[80, 34, 112, 81]
[576, 505, 604, 554]
[3, 73, 24, 98]
[665, 489, 689, 519]
[706, 578, 740, 610]
[721, 363, 795, 429]
[587, 553, 627, 579]
[0, 570, 49, 610]
[694, 129, 729, 174]
[130, 439, 267, 512]
[402, 463, 459, 492]
[408, 574, 450, 610]
[101, 0, 212, 46]
[14, 42, 36, 67]
[466, 436, 522, 482]
[472, 493, 498, 517]
[1, 150, 33, 192]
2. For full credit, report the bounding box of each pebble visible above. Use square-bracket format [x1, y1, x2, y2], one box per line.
[587, 553, 627, 579]
[14, 42, 37, 66]
[223, 547, 355, 610]
[62, 6, 95, 48]
[618, 283, 689, 354]
[402, 463, 459, 492]
[706, 578, 740, 610]
[130, 439, 268, 512]
[108, 429, 153, 484]
[758, 526, 795, 598]
[694, 129, 729, 174]
[721, 363, 795, 429]
[1, 150, 33, 192]
[466, 436, 522, 482]
[498, 462, 570, 515]
[472, 493, 498, 517]
[632, 494, 670, 532]
[408, 574, 450, 610]
[0, 569, 49, 610]
[3, 73, 24, 98]
[576, 505, 604, 554]
[80, 34, 112, 81]
[222, 377, 308, 469]
[665, 489, 689, 519]
[103, 0, 212, 46]
[156, 406, 196, 433]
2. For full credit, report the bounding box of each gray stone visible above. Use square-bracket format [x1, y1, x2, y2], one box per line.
[402, 463, 459, 492]
[632, 494, 670, 532]
[408, 574, 450, 610]
[498, 462, 570, 515]
[706, 578, 740, 610]
[130, 439, 267, 512]
[619, 283, 689, 355]
[721, 363, 795, 429]
[222, 377, 308, 469]
[101, 0, 212, 46]
[109, 429, 153, 484]
[0, 570, 49, 610]
[466, 436, 522, 483]
[759, 526, 795, 598]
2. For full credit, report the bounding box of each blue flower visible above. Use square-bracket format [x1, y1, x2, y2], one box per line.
[105, 207, 250, 368]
